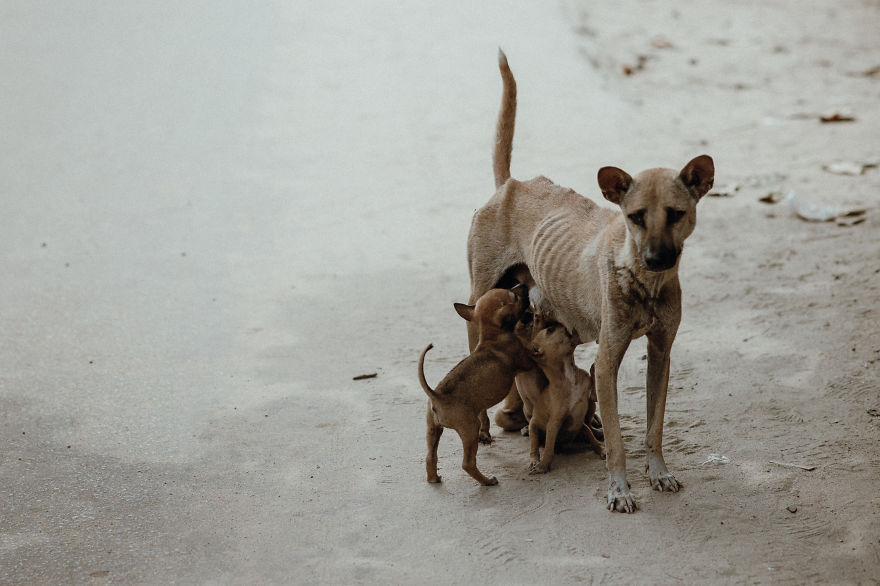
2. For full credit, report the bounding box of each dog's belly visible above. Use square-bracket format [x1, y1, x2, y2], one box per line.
[528, 211, 604, 342]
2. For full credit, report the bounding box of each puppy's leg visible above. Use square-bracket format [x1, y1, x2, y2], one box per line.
[425, 404, 444, 483]
[459, 421, 498, 486]
[478, 409, 492, 444]
[589, 412, 604, 440]
[528, 418, 541, 469]
[464, 299, 497, 443]
[494, 385, 527, 432]
[582, 424, 605, 457]
[645, 330, 681, 492]
[596, 331, 636, 512]
[530, 412, 561, 474]
[585, 389, 603, 440]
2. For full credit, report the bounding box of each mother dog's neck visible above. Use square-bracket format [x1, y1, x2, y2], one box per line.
[611, 235, 679, 304]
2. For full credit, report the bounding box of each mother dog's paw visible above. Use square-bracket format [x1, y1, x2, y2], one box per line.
[607, 480, 637, 513]
[649, 470, 681, 492]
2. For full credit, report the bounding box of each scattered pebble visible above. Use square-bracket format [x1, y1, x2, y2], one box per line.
[823, 160, 878, 176]
[708, 183, 740, 197]
[787, 505, 798, 513]
[847, 65, 880, 77]
[650, 37, 675, 49]
[820, 113, 855, 123]
[759, 192, 782, 204]
[353, 373, 378, 381]
[622, 55, 649, 75]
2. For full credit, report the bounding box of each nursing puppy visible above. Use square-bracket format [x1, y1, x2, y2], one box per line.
[465, 50, 714, 511]
[516, 319, 603, 474]
[418, 288, 533, 485]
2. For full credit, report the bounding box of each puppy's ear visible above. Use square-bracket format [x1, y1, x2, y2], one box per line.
[453, 302, 475, 322]
[533, 313, 547, 331]
[597, 166, 633, 205]
[678, 155, 714, 200]
[514, 319, 532, 338]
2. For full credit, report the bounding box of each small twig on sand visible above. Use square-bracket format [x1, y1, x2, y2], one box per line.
[769, 460, 816, 471]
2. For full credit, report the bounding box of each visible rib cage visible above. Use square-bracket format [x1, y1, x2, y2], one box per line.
[530, 212, 583, 313]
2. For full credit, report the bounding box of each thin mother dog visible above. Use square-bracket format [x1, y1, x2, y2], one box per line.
[465, 50, 714, 512]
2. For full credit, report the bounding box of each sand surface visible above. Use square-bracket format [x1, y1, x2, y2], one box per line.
[1, 0, 879, 583]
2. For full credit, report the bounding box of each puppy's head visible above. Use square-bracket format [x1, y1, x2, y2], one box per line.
[454, 288, 525, 332]
[598, 155, 714, 272]
[530, 322, 579, 363]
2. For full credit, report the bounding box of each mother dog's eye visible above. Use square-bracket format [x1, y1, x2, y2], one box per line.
[627, 211, 645, 228]
[666, 208, 686, 225]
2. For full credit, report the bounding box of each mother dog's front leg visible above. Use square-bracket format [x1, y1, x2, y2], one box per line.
[645, 329, 681, 492]
[595, 330, 635, 512]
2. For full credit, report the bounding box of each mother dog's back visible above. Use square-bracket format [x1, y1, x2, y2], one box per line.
[467, 175, 618, 299]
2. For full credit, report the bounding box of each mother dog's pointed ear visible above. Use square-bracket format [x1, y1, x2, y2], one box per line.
[678, 155, 714, 200]
[453, 302, 475, 321]
[597, 166, 633, 205]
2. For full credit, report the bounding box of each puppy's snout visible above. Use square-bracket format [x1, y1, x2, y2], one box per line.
[510, 283, 529, 307]
[644, 245, 680, 272]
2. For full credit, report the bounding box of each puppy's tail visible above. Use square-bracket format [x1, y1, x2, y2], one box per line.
[493, 48, 517, 189]
[418, 344, 440, 398]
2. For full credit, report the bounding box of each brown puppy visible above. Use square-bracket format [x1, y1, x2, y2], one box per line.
[517, 321, 603, 474]
[418, 288, 533, 485]
[465, 50, 714, 511]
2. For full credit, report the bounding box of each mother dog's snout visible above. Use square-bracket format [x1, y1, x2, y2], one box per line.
[644, 245, 680, 272]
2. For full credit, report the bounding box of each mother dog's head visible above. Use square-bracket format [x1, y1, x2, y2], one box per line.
[597, 155, 714, 272]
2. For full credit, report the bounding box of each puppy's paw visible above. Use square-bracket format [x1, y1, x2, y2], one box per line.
[649, 470, 681, 492]
[427, 474, 442, 484]
[527, 460, 549, 474]
[607, 480, 637, 513]
[481, 476, 499, 486]
[479, 430, 494, 445]
[494, 408, 527, 431]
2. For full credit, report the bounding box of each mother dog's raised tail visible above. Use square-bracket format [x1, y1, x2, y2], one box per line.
[493, 49, 517, 189]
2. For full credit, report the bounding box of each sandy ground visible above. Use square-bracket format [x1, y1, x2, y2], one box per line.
[2, 0, 879, 584]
